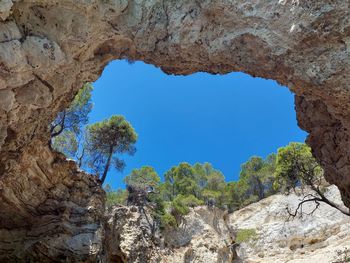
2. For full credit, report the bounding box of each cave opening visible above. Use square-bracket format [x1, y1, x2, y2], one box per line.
[51, 59, 307, 190]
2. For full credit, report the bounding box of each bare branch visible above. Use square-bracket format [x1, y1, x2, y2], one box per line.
[50, 110, 66, 138]
[286, 196, 322, 219]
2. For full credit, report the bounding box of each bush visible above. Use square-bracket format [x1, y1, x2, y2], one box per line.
[148, 192, 166, 223]
[202, 189, 221, 199]
[106, 189, 127, 208]
[235, 228, 257, 244]
[161, 213, 177, 228]
[172, 194, 203, 216]
[172, 195, 190, 216]
[181, 194, 204, 208]
[242, 195, 259, 207]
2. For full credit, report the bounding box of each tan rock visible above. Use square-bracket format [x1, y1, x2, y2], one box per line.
[0, 0, 13, 21]
[0, 21, 21, 42]
[0, 88, 14, 111]
[22, 36, 66, 77]
[230, 186, 350, 263]
[15, 79, 52, 107]
[0, 0, 350, 261]
[105, 205, 235, 263]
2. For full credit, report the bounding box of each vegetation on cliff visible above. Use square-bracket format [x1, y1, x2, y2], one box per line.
[52, 83, 349, 230]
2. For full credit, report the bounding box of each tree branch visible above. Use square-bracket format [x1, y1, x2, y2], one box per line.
[50, 110, 66, 138]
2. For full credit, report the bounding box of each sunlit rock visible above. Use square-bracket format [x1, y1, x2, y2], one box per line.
[0, 0, 350, 261]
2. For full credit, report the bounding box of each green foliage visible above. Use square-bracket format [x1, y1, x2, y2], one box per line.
[86, 115, 137, 156]
[104, 184, 128, 208]
[124, 166, 160, 190]
[102, 143, 324, 234]
[51, 83, 93, 138]
[176, 194, 204, 209]
[51, 83, 138, 185]
[106, 188, 128, 207]
[226, 182, 242, 211]
[51, 83, 93, 157]
[224, 153, 278, 210]
[52, 87, 138, 185]
[151, 157, 281, 218]
[242, 194, 260, 207]
[274, 142, 323, 192]
[172, 194, 191, 216]
[52, 130, 78, 157]
[85, 115, 138, 183]
[172, 163, 199, 197]
[164, 194, 204, 227]
[50, 84, 323, 223]
[148, 193, 168, 229]
[235, 228, 257, 244]
[201, 189, 221, 200]
[162, 162, 227, 208]
[160, 213, 177, 228]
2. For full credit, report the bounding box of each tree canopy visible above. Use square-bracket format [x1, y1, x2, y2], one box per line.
[124, 166, 160, 191]
[51, 83, 93, 139]
[51, 83, 93, 159]
[51, 84, 138, 185]
[274, 142, 322, 192]
[106, 142, 350, 228]
[85, 115, 138, 184]
[51, 93, 344, 222]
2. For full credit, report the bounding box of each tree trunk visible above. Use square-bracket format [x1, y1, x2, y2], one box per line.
[254, 175, 265, 200]
[77, 147, 85, 168]
[50, 110, 66, 138]
[100, 146, 113, 184]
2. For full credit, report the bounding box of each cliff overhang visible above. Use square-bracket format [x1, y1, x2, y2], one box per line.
[1, 0, 350, 261]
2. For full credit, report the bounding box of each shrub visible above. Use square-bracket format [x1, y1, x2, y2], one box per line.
[106, 189, 127, 208]
[161, 213, 177, 228]
[172, 194, 203, 216]
[172, 195, 190, 216]
[181, 194, 204, 208]
[235, 228, 257, 244]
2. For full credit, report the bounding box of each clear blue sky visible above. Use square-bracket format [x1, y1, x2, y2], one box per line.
[90, 60, 307, 189]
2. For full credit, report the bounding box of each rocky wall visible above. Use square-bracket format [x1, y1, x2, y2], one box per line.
[0, 0, 350, 261]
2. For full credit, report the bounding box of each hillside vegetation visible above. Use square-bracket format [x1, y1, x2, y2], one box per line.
[52, 83, 348, 231]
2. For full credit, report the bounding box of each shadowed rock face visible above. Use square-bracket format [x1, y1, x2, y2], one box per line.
[0, 0, 350, 261]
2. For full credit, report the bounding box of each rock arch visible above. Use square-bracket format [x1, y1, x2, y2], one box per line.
[0, 0, 350, 260]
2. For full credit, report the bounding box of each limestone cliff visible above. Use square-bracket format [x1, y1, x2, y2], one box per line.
[1, 0, 350, 261]
[231, 185, 350, 263]
[107, 186, 350, 263]
[105, 205, 235, 263]
[0, 142, 105, 262]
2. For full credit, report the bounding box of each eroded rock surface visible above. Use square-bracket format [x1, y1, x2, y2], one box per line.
[105, 206, 162, 262]
[105, 206, 235, 263]
[231, 185, 350, 263]
[160, 207, 235, 263]
[0, 141, 105, 262]
[0, 0, 350, 261]
[106, 188, 350, 263]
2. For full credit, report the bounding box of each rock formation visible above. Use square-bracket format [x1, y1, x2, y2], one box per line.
[105, 205, 235, 263]
[231, 185, 350, 263]
[104, 186, 350, 263]
[1, 0, 350, 261]
[104, 205, 162, 262]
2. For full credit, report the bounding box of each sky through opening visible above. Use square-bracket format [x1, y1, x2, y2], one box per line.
[90, 60, 307, 189]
